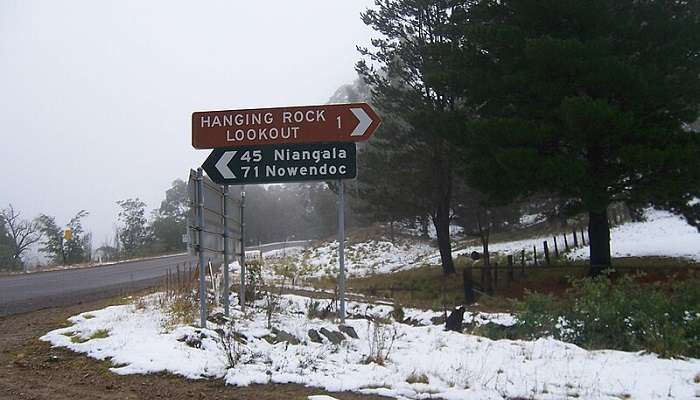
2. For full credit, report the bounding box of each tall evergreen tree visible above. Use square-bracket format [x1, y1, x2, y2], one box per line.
[354, 117, 433, 243]
[453, 0, 700, 274]
[357, 0, 469, 273]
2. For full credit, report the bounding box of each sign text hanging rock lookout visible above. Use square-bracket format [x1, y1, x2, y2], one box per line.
[192, 103, 380, 149]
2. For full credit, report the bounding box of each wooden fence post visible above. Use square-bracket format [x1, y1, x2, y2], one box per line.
[573, 228, 579, 247]
[533, 245, 538, 267]
[521, 250, 526, 276]
[463, 266, 475, 304]
[564, 233, 569, 251]
[544, 241, 550, 266]
[493, 262, 498, 289]
[480, 263, 485, 288]
[553, 236, 559, 257]
[581, 227, 586, 246]
[507, 255, 514, 286]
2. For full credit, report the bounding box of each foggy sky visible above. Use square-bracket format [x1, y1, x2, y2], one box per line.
[0, 0, 375, 254]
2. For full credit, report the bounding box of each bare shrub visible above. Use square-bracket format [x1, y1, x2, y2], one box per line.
[263, 289, 280, 330]
[216, 319, 245, 369]
[306, 299, 335, 320]
[364, 320, 397, 365]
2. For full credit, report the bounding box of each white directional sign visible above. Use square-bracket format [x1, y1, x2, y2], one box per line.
[202, 143, 357, 185]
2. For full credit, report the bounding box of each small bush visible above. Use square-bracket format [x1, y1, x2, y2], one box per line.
[391, 303, 405, 322]
[509, 273, 700, 358]
[216, 319, 245, 369]
[306, 299, 335, 320]
[406, 372, 429, 384]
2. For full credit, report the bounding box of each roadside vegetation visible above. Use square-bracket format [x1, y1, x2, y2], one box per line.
[477, 272, 700, 358]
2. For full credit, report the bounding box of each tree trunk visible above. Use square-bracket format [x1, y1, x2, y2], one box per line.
[588, 209, 611, 276]
[389, 220, 395, 244]
[420, 215, 430, 239]
[433, 211, 455, 274]
[431, 139, 455, 275]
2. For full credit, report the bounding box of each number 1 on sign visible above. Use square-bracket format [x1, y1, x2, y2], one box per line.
[337, 116, 341, 129]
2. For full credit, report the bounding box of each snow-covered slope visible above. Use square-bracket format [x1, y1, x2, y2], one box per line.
[569, 209, 700, 262]
[264, 209, 699, 279]
[267, 239, 435, 278]
[42, 294, 700, 400]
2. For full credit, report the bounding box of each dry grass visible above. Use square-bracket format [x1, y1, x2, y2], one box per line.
[70, 329, 109, 343]
[694, 373, 700, 384]
[89, 329, 109, 339]
[312, 255, 699, 313]
[405, 372, 429, 384]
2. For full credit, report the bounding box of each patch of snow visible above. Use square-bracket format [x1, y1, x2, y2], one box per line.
[42, 294, 699, 400]
[569, 209, 700, 262]
[519, 213, 545, 227]
[293, 240, 435, 278]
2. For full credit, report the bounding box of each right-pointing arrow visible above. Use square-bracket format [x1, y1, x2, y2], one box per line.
[350, 107, 372, 137]
[215, 151, 236, 179]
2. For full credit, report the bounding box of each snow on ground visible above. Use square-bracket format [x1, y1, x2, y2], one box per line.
[569, 209, 700, 262]
[263, 246, 305, 259]
[439, 208, 700, 264]
[260, 208, 700, 281]
[289, 240, 435, 278]
[42, 293, 699, 400]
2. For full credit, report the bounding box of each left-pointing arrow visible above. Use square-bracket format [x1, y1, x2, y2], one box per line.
[215, 151, 236, 179]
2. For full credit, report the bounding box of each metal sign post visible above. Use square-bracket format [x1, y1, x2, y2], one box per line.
[239, 189, 246, 312]
[338, 179, 346, 323]
[222, 185, 230, 317]
[195, 168, 207, 328]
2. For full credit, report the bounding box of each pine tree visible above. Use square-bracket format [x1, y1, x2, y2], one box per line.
[357, 0, 470, 274]
[454, 0, 700, 275]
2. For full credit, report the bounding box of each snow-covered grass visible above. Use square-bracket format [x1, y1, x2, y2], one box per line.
[265, 209, 699, 282]
[569, 209, 700, 262]
[442, 208, 700, 264]
[283, 240, 435, 278]
[42, 293, 700, 400]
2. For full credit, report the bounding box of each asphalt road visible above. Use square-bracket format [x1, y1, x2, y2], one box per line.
[0, 253, 194, 316]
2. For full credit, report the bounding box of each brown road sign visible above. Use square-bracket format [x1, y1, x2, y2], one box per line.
[192, 102, 381, 149]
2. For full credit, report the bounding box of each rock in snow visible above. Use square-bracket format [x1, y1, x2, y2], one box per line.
[338, 324, 358, 339]
[307, 329, 323, 343]
[319, 328, 345, 344]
